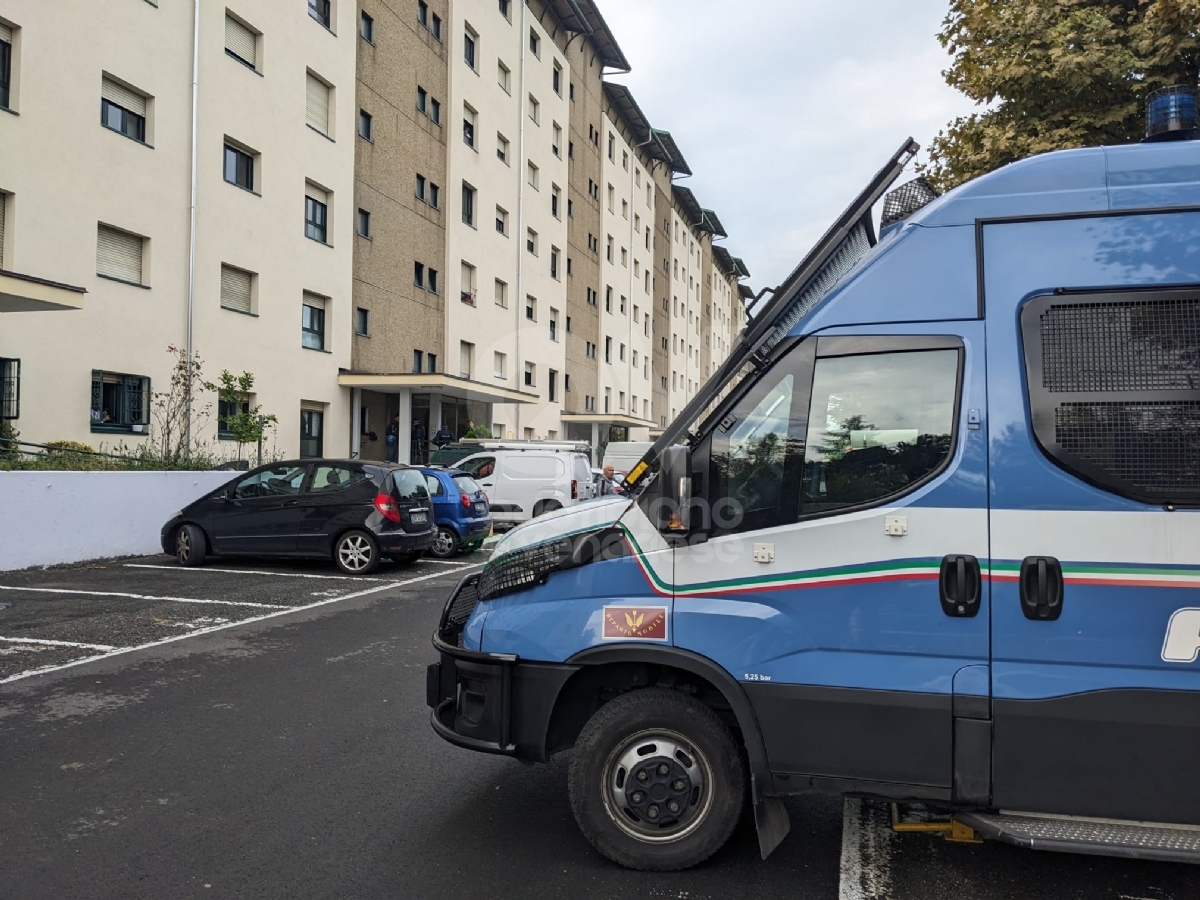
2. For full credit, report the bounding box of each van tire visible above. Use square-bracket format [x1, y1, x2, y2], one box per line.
[568, 688, 745, 871]
[533, 500, 561, 518]
[175, 524, 207, 567]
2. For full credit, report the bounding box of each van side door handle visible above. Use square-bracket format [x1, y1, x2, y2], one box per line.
[939, 555, 981, 617]
[1019, 556, 1063, 620]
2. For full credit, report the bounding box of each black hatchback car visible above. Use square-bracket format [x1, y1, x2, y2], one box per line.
[160, 460, 435, 575]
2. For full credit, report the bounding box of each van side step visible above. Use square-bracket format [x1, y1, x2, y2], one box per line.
[957, 812, 1200, 865]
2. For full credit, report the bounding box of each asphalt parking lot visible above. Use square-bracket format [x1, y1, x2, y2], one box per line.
[0, 551, 483, 682]
[1, 552, 1197, 899]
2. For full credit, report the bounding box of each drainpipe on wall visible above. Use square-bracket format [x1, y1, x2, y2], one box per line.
[513, 0, 529, 440]
[185, 0, 200, 454]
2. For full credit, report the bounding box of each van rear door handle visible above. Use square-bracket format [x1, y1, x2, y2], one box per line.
[939, 555, 981, 617]
[1019, 556, 1063, 620]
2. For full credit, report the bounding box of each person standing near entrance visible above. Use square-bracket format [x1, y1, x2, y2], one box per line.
[432, 423, 455, 448]
[411, 418, 427, 464]
[386, 415, 400, 463]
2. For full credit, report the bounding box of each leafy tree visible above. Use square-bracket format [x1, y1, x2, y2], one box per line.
[205, 370, 278, 463]
[923, 0, 1200, 191]
[465, 424, 493, 439]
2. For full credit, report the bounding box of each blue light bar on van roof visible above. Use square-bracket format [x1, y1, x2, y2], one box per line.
[1146, 85, 1198, 139]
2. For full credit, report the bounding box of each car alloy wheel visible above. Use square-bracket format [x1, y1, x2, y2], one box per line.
[430, 526, 458, 558]
[175, 528, 192, 563]
[336, 531, 378, 574]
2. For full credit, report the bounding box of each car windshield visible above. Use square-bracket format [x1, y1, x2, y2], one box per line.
[453, 474, 482, 495]
[391, 469, 430, 502]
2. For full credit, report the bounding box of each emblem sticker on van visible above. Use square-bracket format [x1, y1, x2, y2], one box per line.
[1162, 608, 1200, 663]
[603, 605, 668, 641]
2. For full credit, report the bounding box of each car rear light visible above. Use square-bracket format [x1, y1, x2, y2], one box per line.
[374, 493, 401, 523]
[571, 479, 578, 500]
[460, 493, 473, 510]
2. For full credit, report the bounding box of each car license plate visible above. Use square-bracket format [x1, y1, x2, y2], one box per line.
[474, 503, 487, 514]
[410, 512, 428, 523]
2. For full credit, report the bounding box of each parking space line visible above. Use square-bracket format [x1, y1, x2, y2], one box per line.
[124, 564, 388, 582]
[0, 565, 480, 684]
[839, 798, 895, 900]
[0, 585, 288, 610]
[0, 636, 121, 652]
[420, 560, 475, 566]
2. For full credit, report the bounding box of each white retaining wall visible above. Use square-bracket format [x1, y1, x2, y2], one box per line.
[0, 471, 238, 571]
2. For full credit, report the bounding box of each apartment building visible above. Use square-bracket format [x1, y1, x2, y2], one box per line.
[0, 1, 355, 458]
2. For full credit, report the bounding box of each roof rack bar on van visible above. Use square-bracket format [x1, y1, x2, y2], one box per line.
[623, 137, 920, 493]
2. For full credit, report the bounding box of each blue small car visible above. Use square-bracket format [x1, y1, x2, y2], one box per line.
[419, 467, 492, 558]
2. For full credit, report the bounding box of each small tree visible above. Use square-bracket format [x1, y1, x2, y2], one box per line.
[465, 424, 493, 439]
[205, 369, 278, 463]
[152, 345, 212, 465]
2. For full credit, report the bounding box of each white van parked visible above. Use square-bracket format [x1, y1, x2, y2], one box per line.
[455, 443, 595, 527]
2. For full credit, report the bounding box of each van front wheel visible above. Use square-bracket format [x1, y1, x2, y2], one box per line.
[567, 688, 745, 871]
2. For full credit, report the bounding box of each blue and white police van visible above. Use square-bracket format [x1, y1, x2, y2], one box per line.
[428, 91, 1200, 871]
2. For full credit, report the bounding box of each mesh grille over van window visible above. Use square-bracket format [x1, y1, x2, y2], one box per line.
[1022, 289, 1200, 504]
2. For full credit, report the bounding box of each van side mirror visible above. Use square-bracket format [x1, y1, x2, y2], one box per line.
[657, 445, 692, 535]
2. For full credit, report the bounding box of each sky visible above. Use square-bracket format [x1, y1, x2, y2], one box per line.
[597, 0, 981, 291]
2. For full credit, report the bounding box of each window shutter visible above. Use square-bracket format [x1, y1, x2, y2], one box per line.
[101, 77, 146, 116]
[303, 291, 326, 311]
[224, 15, 256, 66]
[0, 23, 11, 43]
[460, 342, 471, 377]
[0, 194, 6, 270]
[305, 73, 329, 134]
[220, 264, 252, 313]
[305, 182, 328, 205]
[97, 224, 143, 283]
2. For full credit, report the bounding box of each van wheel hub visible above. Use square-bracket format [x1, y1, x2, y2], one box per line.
[603, 730, 711, 843]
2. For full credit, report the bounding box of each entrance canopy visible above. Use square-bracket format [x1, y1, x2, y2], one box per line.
[0, 271, 87, 312]
[337, 372, 539, 405]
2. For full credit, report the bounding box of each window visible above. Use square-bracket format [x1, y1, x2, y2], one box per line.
[550, 184, 562, 220]
[463, 26, 477, 70]
[430, 182, 440, 208]
[622, 199, 628, 219]
[90, 370, 150, 432]
[304, 183, 328, 243]
[619, 391, 625, 410]
[309, 0, 331, 28]
[585, 395, 595, 412]
[552, 122, 561, 157]
[459, 341, 474, 378]
[527, 93, 539, 124]
[499, 0, 511, 20]
[498, 60, 511, 92]
[497, 132, 509, 163]
[550, 246, 560, 280]
[225, 14, 258, 69]
[527, 161, 539, 190]
[431, 13, 442, 40]
[622, 150, 629, 171]
[101, 76, 147, 143]
[427, 268, 439, 294]
[431, 98, 441, 124]
[462, 182, 475, 226]
[605, 337, 612, 363]
[552, 61, 562, 96]
[526, 228, 537, 256]
[96, 224, 144, 285]
[223, 142, 255, 191]
[566, 316, 572, 333]
[355, 307, 370, 336]
[567, 257, 573, 276]
[607, 184, 615, 212]
[417, 86, 428, 114]
[568, 198, 574, 218]
[494, 278, 507, 307]
[305, 71, 330, 136]
[525, 295, 536, 321]
[414, 261, 425, 288]
[417, 1, 428, 27]
[0, 23, 12, 110]
[604, 388, 611, 413]
[800, 349, 959, 515]
[217, 397, 252, 440]
[549, 308, 559, 341]
[529, 28, 540, 57]
[220, 263, 254, 314]
[462, 104, 476, 148]
[1, 357, 18, 420]
[495, 205, 508, 235]
[607, 132, 614, 161]
[360, 10, 374, 42]
[606, 235, 613, 262]
[358, 109, 373, 140]
[621, 247, 628, 267]
[311, 465, 369, 493]
[460, 261, 476, 304]
[524, 362, 536, 387]
[494, 351, 507, 379]
[548, 369, 558, 403]
[428, 353, 438, 373]
[605, 286, 612, 312]
[587, 287, 597, 306]
[413, 349, 424, 373]
[300, 407, 324, 458]
[302, 292, 327, 350]
[357, 208, 371, 238]
[619, 343, 626, 361]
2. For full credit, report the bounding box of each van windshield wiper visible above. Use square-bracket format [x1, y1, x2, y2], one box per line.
[623, 137, 920, 493]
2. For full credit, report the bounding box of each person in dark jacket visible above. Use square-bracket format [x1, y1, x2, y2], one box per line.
[411, 419, 427, 464]
[385, 415, 400, 463]
[432, 424, 455, 448]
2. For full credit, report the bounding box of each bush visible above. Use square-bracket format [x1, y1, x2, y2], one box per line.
[465, 425, 493, 439]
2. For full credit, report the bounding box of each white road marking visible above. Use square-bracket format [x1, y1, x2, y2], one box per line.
[0, 585, 286, 610]
[0, 636, 120, 652]
[839, 799, 895, 900]
[0, 565, 480, 684]
[418, 559, 474, 566]
[124, 564, 388, 582]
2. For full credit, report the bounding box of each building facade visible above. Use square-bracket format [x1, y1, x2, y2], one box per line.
[1, 0, 749, 466]
[0, 0, 355, 459]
